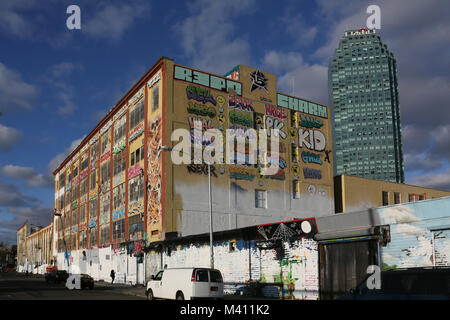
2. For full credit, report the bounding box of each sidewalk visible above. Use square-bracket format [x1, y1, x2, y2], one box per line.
[94, 280, 147, 299]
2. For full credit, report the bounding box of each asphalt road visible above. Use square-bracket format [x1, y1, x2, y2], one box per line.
[0, 272, 146, 300]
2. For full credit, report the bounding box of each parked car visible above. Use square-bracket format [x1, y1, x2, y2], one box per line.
[4, 265, 16, 272]
[146, 267, 224, 300]
[340, 267, 450, 300]
[45, 270, 70, 283]
[80, 274, 94, 290]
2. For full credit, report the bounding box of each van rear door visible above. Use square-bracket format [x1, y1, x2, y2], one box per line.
[193, 269, 210, 298]
[209, 269, 224, 298]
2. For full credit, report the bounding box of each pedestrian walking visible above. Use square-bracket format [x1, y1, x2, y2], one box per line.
[110, 269, 115, 284]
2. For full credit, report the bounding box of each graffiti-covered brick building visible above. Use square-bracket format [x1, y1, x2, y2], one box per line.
[51, 57, 334, 284]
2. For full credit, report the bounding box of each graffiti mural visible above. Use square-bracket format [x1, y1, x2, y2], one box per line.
[229, 167, 255, 181]
[249, 70, 268, 92]
[257, 218, 317, 242]
[303, 168, 322, 179]
[298, 129, 326, 152]
[187, 102, 216, 118]
[147, 116, 162, 226]
[228, 95, 254, 113]
[301, 151, 322, 165]
[187, 164, 218, 177]
[186, 85, 217, 105]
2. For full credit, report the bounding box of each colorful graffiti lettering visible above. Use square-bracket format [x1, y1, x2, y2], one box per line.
[100, 151, 111, 163]
[229, 95, 254, 113]
[129, 123, 144, 143]
[112, 208, 125, 220]
[186, 85, 217, 105]
[265, 116, 287, 139]
[187, 163, 218, 177]
[265, 104, 287, 120]
[187, 116, 212, 131]
[301, 151, 322, 165]
[229, 167, 255, 181]
[129, 201, 144, 216]
[187, 102, 216, 118]
[299, 114, 323, 128]
[128, 163, 143, 180]
[229, 110, 253, 127]
[303, 168, 322, 179]
[298, 129, 326, 152]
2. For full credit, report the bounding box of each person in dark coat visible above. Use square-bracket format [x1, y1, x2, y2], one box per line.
[110, 269, 115, 283]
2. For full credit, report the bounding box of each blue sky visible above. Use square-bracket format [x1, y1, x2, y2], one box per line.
[1, 0, 449, 244]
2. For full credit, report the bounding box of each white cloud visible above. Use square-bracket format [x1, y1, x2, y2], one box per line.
[1, 165, 53, 189]
[174, 0, 255, 75]
[83, 1, 151, 42]
[262, 51, 328, 104]
[48, 137, 85, 173]
[408, 169, 450, 191]
[0, 124, 23, 151]
[0, 62, 38, 113]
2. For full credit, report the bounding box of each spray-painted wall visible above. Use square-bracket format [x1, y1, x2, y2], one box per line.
[145, 219, 319, 300]
[165, 62, 334, 238]
[378, 197, 450, 269]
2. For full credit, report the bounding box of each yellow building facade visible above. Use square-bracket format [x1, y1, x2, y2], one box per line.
[334, 174, 450, 213]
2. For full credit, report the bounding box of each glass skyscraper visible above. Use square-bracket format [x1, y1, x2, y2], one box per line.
[329, 28, 404, 183]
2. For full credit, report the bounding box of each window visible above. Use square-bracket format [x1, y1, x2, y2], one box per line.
[210, 270, 223, 283]
[81, 156, 88, 172]
[89, 198, 98, 219]
[394, 192, 400, 204]
[81, 178, 88, 198]
[130, 146, 145, 167]
[382, 191, 389, 206]
[65, 190, 71, 207]
[101, 160, 111, 185]
[128, 214, 143, 240]
[90, 168, 97, 190]
[72, 183, 79, 201]
[113, 150, 126, 175]
[152, 84, 159, 111]
[113, 184, 125, 211]
[131, 152, 135, 167]
[101, 131, 110, 154]
[90, 141, 99, 165]
[129, 175, 144, 203]
[59, 172, 66, 190]
[255, 190, 267, 208]
[100, 193, 111, 222]
[80, 204, 86, 224]
[89, 226, 97, 247]
[196, 270, 209, 282]
[112, 219, 125, 243]
[129, 99, 145, 130]
[79, 230, 87, 249]
[154, 271, 163, 281]
[72, 208, 78, 227]
[114, 116, 127, 143]
[70, 233, 77, 250]
[100, 223, 110, 247]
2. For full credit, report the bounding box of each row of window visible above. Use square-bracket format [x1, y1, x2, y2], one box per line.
[381, 191, 426, 206]
[57, 216, 144, 252]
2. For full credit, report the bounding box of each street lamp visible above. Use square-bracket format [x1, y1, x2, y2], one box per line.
[160, 145, 214, 269]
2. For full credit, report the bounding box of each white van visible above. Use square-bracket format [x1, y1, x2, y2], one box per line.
[146, 267, 224, 300]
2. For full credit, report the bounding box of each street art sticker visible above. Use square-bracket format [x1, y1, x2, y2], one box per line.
[257, 218, 317, 242]
[186, 85, 217, 105]
[303, 168, 322, 179]
[249, 70, 268, 93]
[228, 95, 254, 113]
[187, 102, 216, 118]
[229, 167, 255, 181]
[147, 117, 162, 226]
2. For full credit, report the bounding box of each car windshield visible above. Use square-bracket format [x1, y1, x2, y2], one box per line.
[154, 271, 163, 281]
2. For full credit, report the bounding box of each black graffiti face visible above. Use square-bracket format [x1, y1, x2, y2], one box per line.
[249, 70, 268, 93]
